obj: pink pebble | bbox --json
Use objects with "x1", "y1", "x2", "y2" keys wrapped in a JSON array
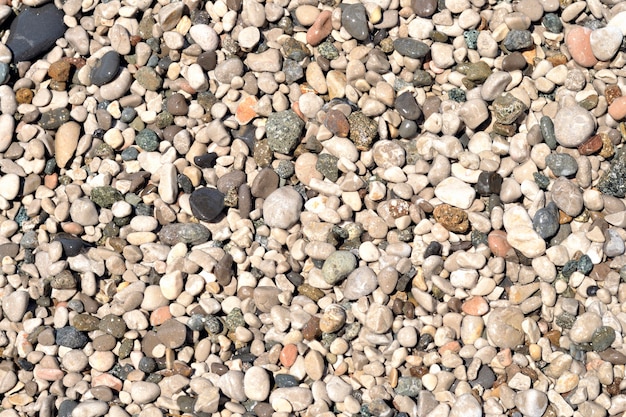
[
  {"x1": 566, "y1": 26, "x2": 598, "y2": 68},
  {"x1": 608, "y1": 96, "x2": 626, "y2": 121},
  {"x1": 306, "y1": 11, "x2": 332, "y2": 46}
]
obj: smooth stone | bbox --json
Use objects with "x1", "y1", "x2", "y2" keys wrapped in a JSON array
[
  {"x1": 71, "y1": 400, "x2": 109, "y2": 417},
  {"x1": 189, "y1": 24, "x2": 219, "y2": 51},
  {"x1": 412, "y1": 0, "x2": 437, "y2": 17},
  {"x1": 91, "y1": 51, "x2": 120, "y2": 86},
  {"x1": 533, "y1": 202, "x2": 559, "y2": 239},
  {"x1": 343, "y1": 266, "x2": 378, "y2": 299},
  {"x1": 262, "y1": 186, "x2": 303, "y2": 229},
  {"x1": 566, "y1": 26, "x2": 598, "y2": 67},
  {"x1": 546, "y1": 153, "x2": 578, "y2": 176},
  {"x1": 6, "y1": 4, "x2": 66, "y2": 63},
  {"x1": 515, "y1": 389, "x2": 548, "y2": 417},
  {"x1": 395, "y1": 91, "x2": 421, "y2": 120},
  {"x1": 393, "y1": 38, "x2": 429, "y2": 59},
  {"x1": 189, "y1": 188, "x2": 225, "y2": 222},
  {"x1": 156, "y1": 318, "x2": 187, "y2": 349},
  {"x1": 434, "y1": 177, "x2": 476, "y2": 209},
  {"x1": 486, "y1": 307, "x2": 525, "y2": 349},
  {"x1": 322, "y1": 250, "x2": 357, "y2": 285},
  {"x1": 342, "y1": 3, "x2": 369, "y2": 41},
  {"x1": 55, "y1": 121, "x2": 81, "y2": 168},
  {"x1": 243, "y1": 366, "x2": 270, "y2": 401},
  {"x1": 569, "y1": 312, "x2": 602, "y2": 343},
  {"x1": 553, "y1": 105, "x2": 595, "y2": 147},
  {"x1": 130, "y1": 381, "x2": 160, "y2": 404},
  {"x1": 449, "y1": 393, "x2": 482, "y2": 417},
  {"x1": 3, "y1": 290, "x2": 29, "y2": 322},
  {"x1": 551, "y1": 177, "x2": 584, "y2": 217},
  {"x1": 589, "y1": 26, "x2": 623, "y2": 61},
  {"x1": 503, "y1": 29, "x2": 532, "y2": 50}
]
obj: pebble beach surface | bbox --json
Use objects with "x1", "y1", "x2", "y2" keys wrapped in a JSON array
[{"x1": 3, "y1": 0, "x2": 626, "y2": 416}]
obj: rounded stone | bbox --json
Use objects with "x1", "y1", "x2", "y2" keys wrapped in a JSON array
[
  {"x1": 189, "y1": 188, "x2": 225, "y2": 222},
  {"x1": 554, "y1": 106, "x2": 595, "y2": 147},
  {"x1": 322, "y1": 250, "x2": 358, "y2": 285},
  {"x1": 262, "y1": 186, "x2": 303, "y2": 229}
]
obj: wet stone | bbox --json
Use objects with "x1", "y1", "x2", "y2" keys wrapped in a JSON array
[
  {"x1": 395, "y1": 91, "x2": 422, "y2": 120},
  {"x1": 189, "y1": 188, "x2": 225, "y2": 221},
  {"x1": 546, "y1": 153, "x2": 578, "y2": 176},
  {"x1": 91, "y1": 51, "x2": 120, "y2": 86}
]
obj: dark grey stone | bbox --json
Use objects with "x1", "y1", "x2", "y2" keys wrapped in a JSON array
[
  {"x1": 91, "y1": 51, "x2": 121, "y2": 86},
  {"x1": 6, "y1": 4, "x2": 66, "y2": 63}
]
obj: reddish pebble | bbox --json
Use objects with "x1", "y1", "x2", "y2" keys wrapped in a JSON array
[
  {"x1": 324, "y1": 109, "x2": 350, "y2": 137},
  {"x1": 306, "y1": 11, "x2": 332, "y2": 46},
  {"x1": 461, "y1": 297, "x2": 489, "y2": 316},
  {"x1": 44, "y1": 173, "x2": 58, "y2": 189},
  {"x1": 150, "y1": 305, "x2": 172, "y2": 326},
  {"x1": 235, "y1": 95, "x2": 258, "y2": 125},
  {"x1": 92, "y1": 373, "x2": 123, "y2": 391},
  {"x1": 488, "y1": 230, "x2": 512, "y2": 257},
  {"x1": 33, "y1": 366, "x2": 64, "y2": 381},
  {"x1": 438, "y1": 340, "x2": 461, "y2": 355},
  {"x1": 280, "y1": 344, "x2": 298, "y2": 367},
  {"x1": 605, "y1": 85, "x2": 622, "y2": 106},
  {"x1": 578, "y1": 134, "x2": 603, "y2": 155},
  {"x1": 565, "y1": 26, "x2": 598, "y2": 68},
  {"x1": 495, "y1": 348, "x2": 512, "y2": 367},
  {"x1": 608, "y1": 96, "x2": 626, "y2": 121},
  {"x1": 62, "y1": 222, "x2": 84, "y2": 235}
]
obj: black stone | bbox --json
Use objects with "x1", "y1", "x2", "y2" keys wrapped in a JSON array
[
  {"x1": 476, "y1": 171, "x2": 503, "y2": 196},
  {"x1": 6, "y1": 4, "x2": 66, "y2": 63},
  {"x1": 91, "y1": 51, "x2": 121, "y2": 86},
  {"x1": 194, "y1": 152, "x2": 218, "y2": 168},
  {"x1": 189, "y1": 188, "x2": 225, "y2": 222},
  {"x1": 424, "y1": 241, "x2": 442, "y2": 258},
  {"x1": 55, "y1": 326, "x2": 89, "y2": 348},
  {"x1": 58, "y1": 400, "x2": 79, "y2": 417},
  {"x1": 54, "y1": 234, "x2": 84, "y2": 257}
]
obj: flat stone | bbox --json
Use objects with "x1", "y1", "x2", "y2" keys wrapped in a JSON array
[
  {"x1": 6, "y1": 4, "x2": 66, "y2": 63},
  {"x1": 554, "y1": 105, "x2": 595, "y2": 147}
]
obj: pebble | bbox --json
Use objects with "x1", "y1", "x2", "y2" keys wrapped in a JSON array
[
  {"x1": 566, "y1": 26, "x2": 598, "y2": 67},
  {"x1": 6, "y1": 4, "x2": 66, "y2": 62},
  {"x1": 589, "y1": 26, "x2": 623, "y2": 61},
  {"x1": 553, "y1": 105, "x2": 595, "y2": 147},
  {"x1": 546, "y1": 153, "x2": 577, "y2": 176},
  {"x1": 266, "y1": 110, "x2": 305, "y2": 154},
  {"x1": 189, "y1": 188, "x2": 225, "y2": 222},
  {"x1": 393, "y1": 38, "x2": 430, "y2": 59},
  {"x1": 322, "y1": 250, "x2": 357, "y2": 285},
  {"x1": 3, "y1": 290, "x2": 29, "y2": 322},
  {"x1": 91, "y1": 51, "x2": 120, "y2": 86},
  {"x1": 342, "y1": 3, "x2": 369, "y2": 41},
  {"x1": 434, "y1": 177, "x2": 476, "y2": 209},
  {"x1": 263, "y1": 186, "x2": 303, "y2": 229}
]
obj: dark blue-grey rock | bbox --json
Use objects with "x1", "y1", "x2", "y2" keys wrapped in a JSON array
[
  {"x1": 393, "y1": 38, "x2": 430, "y2": 59},
  {"x1": 533, "y1": 202, "x2": 559, "y2": 239},
  {"x1": 158, "y1": 223, "x2": 211, "y2": 245},
  {"x1": 56, "y1": 326, "x2": 89, "y2": 348},
  {"x1": 605, "y1": 229, "x2": 625, "y2": 257},
  {"x1": 341, "y1": 3, "x2": 369, "y2": 41},
  {"x1": 91, "y1": 51, "x2": 121, "y2": 86},
  {"x1": 53, "y1": 234, "x2": 84, "y2": 257},
  {"x1": 59, "y1": 400, "x2": 79, "y2": 417},
  {"x1": 470, "y1": 365, "x2": 496, "y2": 389},
  {"x1": 189, "y1": 188, "x2": 225, "y2": 222},
  {"x1": 6, "y1": 4, "x2": 66, "y2": 63},
  {"x1": 546, "y1": 153, "x2": 578, "y2": 176}
]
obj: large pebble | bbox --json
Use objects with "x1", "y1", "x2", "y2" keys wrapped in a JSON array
[
  {"x1": 553, "y1": 106, "x2": 595, "y2": 147},
  {"x1": 262, "y1": 186, "x2": 303, "y2": 229},
  {"x1": 434, "y1": 177, "x2": 476, "y2": 209},
  {"x1": 5, "y1": 4, "x2": 66, "y2": 62}
]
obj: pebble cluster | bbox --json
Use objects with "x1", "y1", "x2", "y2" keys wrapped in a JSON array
[{"x1": 2, "y1": 0, "x2": 626, "y2": 416}]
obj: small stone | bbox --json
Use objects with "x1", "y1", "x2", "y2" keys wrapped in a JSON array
[
  {"x1": 322, "y1": 250, "x2": 357, "y2": 285},
  {"x1": 493, "y1": 93, "x2": 527, "y2": 124},
  {"x1": 316, "y1": 153, "x2": 339, "y2": 181},
  {"x1": 488, "y1": 230, "x2": 512, "y2": 257},
  {"x1": 307, "y1": 10, "x2": 332, "y2": 46},
  {"x1": 393, "y1": 38, "x2": 430, "y2": 59},
  {"x1": 263, "y1": 186, "x2": 303, "y2": 229},
  {"x1": 130, "y1": 381, "x2": 161, "y2": 405},
  {"x1": 91, "y1": 51, "x2": 120, "y2": 86},
  {"x1": 342, "y1": 3, "x2": 369, "y2": 41},
  {"x1": 325, "y1": 109, "x2": 350, "y2": 137},
  {"x1": 533, "y1": 202, "x2": 559, "y2": 239},
  {"x1": 450, "y1": 393, "x2": 482, "y2": 417},
  {"x1": 266, "y1": 110, "x2": 305, "y2": 154},
  {"x1": 99, "y1": 314, "x2": 127, "y2": 338},
  {"x1": 543, "y1": 13, "x2": 562, "y2": 33},
  {"x1": 189, "y1": 188, "x2": 225, "y2": 222},
  {"x1": 434, "y1": 177, "x2": 476, "y2": 209},
  {"x1": 135, "y1": 66, "x2": 163, "y2": 91},
  {"x1": 90, "y1": 186, "x2": 123, "y2": 209},
  {"x1": 3, "y1": 290, "x2": 29, "y2": 322},
  {"x1": 56, "y1": 326, "x2": 89, "y2": 348},
  {"x1": 515, "y1": 389, "x2": 548, "y2": 417},
  {"x1": 554, "y1": 105, "x2": 595, "y2": 147},
  {"x1": 433, "y1": 204, "x2": 469, "y2": 233},
  {"x1": 503, "y1": 30, "x2": 533, "y2": 50},
  {"x1": 55, "y1": 121, "x2": 81, "y2": 168},
  {"x1": 412, "y1": 0, "x2": 437, "y2": 17},
  {"x1": 158, "y1": 223, "x2": 211, "y2": 245},
  {"x1": 551, "y1": 177, "x2": 583, "y2": 217},
  {"x1": 395, "y1": 377, "x2": 422, "y2": 397},
  {"x1": 135, "y1": 128, "x2": 159, "y2": 151},
  {"x1": 546, "y1": 153, "x2": 578, "y2": 176},
  {"x1": 486, "y1": 307, "x2": 525, "y2": 349},
  {"x1": 476, "y1": 171, "x2": 503, "y2": 196},
  {"x1": 591, "y1": 326, "x2": 616, "y2": 352},
  {"x1": 566, "y1": 26, "x2": 598, "y2": 67},
  {"x1": 244, "y1": 366, "x2": 270, "y2": 401}
]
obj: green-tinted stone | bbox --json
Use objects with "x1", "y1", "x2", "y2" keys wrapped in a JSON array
[
  {"x1": 457, "y1": 61, "x2": 492, "y2": 83},
  {"x1": 448, "y1": 88, "x2": 466, "y2": 102},
  {"x1": 348, "y1": 111, "x2": 378, "y2": 151},
  {"x1": 135, "y1": 66, "x2": 163, "y2": 91},
  {"x1": 72, "y1": 314, "x2": 100, "y2": 331},
  {"x1": 598, "y1": 147, "x2": 626, "y2": 198},
  {"x1": 99, "y1": 314, "x2": 127, "y2": 338},
  {"x1": 464, "y1": 30, "x2": 479, "y2": 49},
  {"x1": 577, "y1": 255, "x2": 593, "y2": 275},
  {"x1": 592, "y1": 326, "x2": 616, "y2": 352},
  {"x1": 155, "y1": 111, "x2": 173, "y2": 128},
  {"x1": 379, "y1": 37, "x2": 394, "y2": 53},
  {"x1": 39, "y1": 108, "x2": 70, "y2": 129},
  {"x1": 318, "y1": 40, "x2": 339, "y2": 60},
  {"x1": 493, "y1": 94, "x2": 527, "y2": 124},
  {"x1": 130, "y1": 117, "x2": 145, "y2": 131},
  {"x1": 413, "y1": 70, "x2": 433, "y2": 87},
  {"x1": 94, "y1": 143, "x2": 115, "y2": 159},
  {"x1": 316, "y1": 153, "x2": 339, "y2": 181},
  {"x1": 395, "y1": 376, "x2": 422, "y2": 397},
  {"x1": 283, "y1": 37, "x2": 310, "y2": 61},
  {"x1": 555, "y1": 312, "x2": 576, "y2": 329},
  {"x1": 135, "y1": 128, "x2": 159, "y2": 151},
  {"x1": 298, "y1": 284, "x2": 324, "y2": 301},
  {"x1": 533, "y1": 172, "x2": 550, "y2": 190},
  {"x1": 322, "y1": 250, "x2": 357, "y2": 284},
  {"x1": 539, "y1": 116, "x2": 557, "y2": 149},
  {"x1": 266, "y1": 110, "x2": 305, "y2": 154},
  {"x1": 343, "y1": 322, "x2": 360, "y2": 341},
  {"x1": 118, "y1": 338, "x2": 133, "y2": 359},
  {"x1": 430, "y1": 30, "x2": 448, "y2": 43},
  {"x1": 224, "y1": 308, "x2": 245, "y2": 331},
  {"x1": 254, "y1": 139, "x2": 272, "y2": 167},
  {"x1": 138, "y1": 15, "x2": 156, "y2": 39},
  {"x1": 197, "y1": 91, "x2": 218, "y2": 110},
  {"x1": 578, "y1": 94, "x2": 598, "y2": 110},
  {"x1": 91, "y1": 186, "x2": 123, "y2": 208}
]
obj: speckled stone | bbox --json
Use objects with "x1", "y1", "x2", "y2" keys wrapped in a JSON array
[
  {"x1": 503, "y1": 30, "x2": 533, "y2": 51},
  {"x1": 56, "y1": 326, "x2": 89, "y2": 348},
  {"x1": 393, "y1": 38, "x2": 430, "y2": 59},
  {"x1": 266, "y1": 110, "x2": 305, "y2": 154},
  {"x1": 546, "y1": 153, "x2": 578, "y2": 176},
  {"x1": 322, "y1": 250, "x2": 357, "y2": 285},
  {"x1": 493, "y1": 94, "x2": 527, "y2": 124},
  {"x1": 158, "y1": 223, "x2": 211, "y2": 245},
  {"x1": 348, "y1": 111, "x2": 378, "y2": 150},
  {"x1": 90, "y1": 186, "x2": 123, "y2": 208}
]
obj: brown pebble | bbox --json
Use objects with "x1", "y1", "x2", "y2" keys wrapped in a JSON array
[
  {"x1": 433, "y1": 204, "x2": 469, "y2": 233},
  {"x1": 16, "y1": 88, "x2": 33, "y2": 104},
  {"x1": 605, "y1": 85, "x2": 622, "y2": 106},
  {"x1": 48, "y1": 60, "x2": 71, "y2": 82},
  {"x1": 324, "y1": 109, "x2": 350, "y2": 137},
  {"x1": 166, "y1": 93, "x2": 189, "y2": 116},
  {"x1": 578, "y1": 134, "x2": 603, "y2": 155},
  {"x1": 302, "y1": 316, "x2": 321, "y2": 341},
  {"x1": 502, "y1": 52, "x2": 527, "y2": 71},
  {"x1": 558, "y1": 210, "x2": 573, "y2": 224},
  {"x1": 607, "y1": 377, "x2": 622, "y2": 395},
  {"x1": 546, "y1": 53, "x2": 568, "y2": 66}
]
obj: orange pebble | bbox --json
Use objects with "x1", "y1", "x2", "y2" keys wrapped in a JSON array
[
  {"x1": 461, "y1": 296, "x2": 489, "y2": 316},
  {"x1": 280, "y1": 343, "x2": 298, "y2": 367},
  {"x1": 150, "y1": 306, "x2": 172, "y2": 326}
]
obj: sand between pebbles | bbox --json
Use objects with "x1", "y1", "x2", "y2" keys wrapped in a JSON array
[{"x1": 2, "y1": 0, "x2": 626, "y2": 416}]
